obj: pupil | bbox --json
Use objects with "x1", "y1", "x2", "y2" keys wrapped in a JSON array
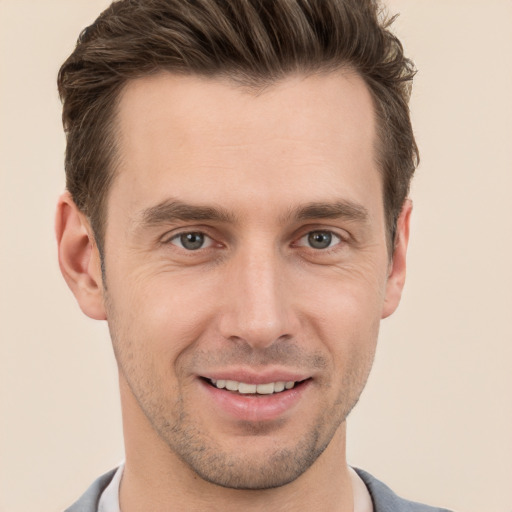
[
  {"x1": 308, "y1": 232, "x2": 332, "y2": 249},
  {"x1": 181, "y1": 233, "x2": 204, "y2": 250}
]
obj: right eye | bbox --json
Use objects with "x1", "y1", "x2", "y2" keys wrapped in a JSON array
[
  {"x1": 168, "y1": 232, "x2": 214, "y2": 251},
  {"x1": 295, "y1": 230, "x2": 342, "y2": 250}
]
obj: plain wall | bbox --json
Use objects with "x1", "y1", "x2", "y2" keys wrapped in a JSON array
[{"x1": 0, "y1": 1, "x2": 511, "y2": 511}]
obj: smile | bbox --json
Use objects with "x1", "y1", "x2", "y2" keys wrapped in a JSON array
[
  {"x1": 209, "y1": 379, "x2": 297, "y2": 395},
  {"x1": 201, "y1": 375, "x2": 311, "y2": 422}
]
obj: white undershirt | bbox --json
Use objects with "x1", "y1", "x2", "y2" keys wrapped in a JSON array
[
  {"x1": 98, "y1": 463, "x2": 373, "y2": 512},
  {"x1": 97, "y1": 463, "x2": 123, "y2": 512},
  {"x1": 349, "y1": 466, "x2": 374, "y2": 512}
]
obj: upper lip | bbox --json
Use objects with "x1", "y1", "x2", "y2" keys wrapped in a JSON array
[{"x1": 199, "y1": 368, "x2": 311, "y2": 385}]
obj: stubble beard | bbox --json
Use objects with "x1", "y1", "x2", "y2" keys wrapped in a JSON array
[
  {"x1": 117, "y1": 353, "x2": 371, "y2": 491},
  {"x1": 106, "y1": 300, "x2": 375, "y2": 491},
  {"x1": 129, "y1": 386, "x2": 357, "y2": 491},
  {"x1": 153, "y1": 397, "x2": 333, "y2": 490}
]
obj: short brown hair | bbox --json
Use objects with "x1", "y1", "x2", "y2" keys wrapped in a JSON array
[{"x1": 58, "y1": 0, "x2": 418, "y2": 255}]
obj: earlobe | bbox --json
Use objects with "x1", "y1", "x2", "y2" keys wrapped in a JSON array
[
  {"x1": 381, "y1": 199, "x2": 412, "y2": 319},
  {"x1": 55, "y1": 192, "x2": 107, "y2": 320}
]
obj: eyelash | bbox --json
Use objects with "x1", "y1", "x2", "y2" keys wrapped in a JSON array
[
  {"x1": 168, "y1": 232, "x2": 215, "y2": 250},
  {"x1": 294, "y1": 231, "x2": 343, "y2": 251},
  {"x1": 164, "y1": 229, "x2": 345, "y2": 252}
]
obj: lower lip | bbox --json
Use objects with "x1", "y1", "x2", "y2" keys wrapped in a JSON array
[{"x1": 200, "y1": 379, "x2": 310, "y2": 422}]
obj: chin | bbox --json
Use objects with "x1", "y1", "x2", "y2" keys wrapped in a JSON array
[
  {"x1": 187, "y1": 447, "x2": 318, "y2": 490},
  {"x1": 164, "y1": 417, "x2": 335, "y2": 491}
]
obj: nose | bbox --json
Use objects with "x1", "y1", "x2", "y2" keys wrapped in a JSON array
[{"x1": 218, "y1": 243, "x2": 297, "y2": 349}]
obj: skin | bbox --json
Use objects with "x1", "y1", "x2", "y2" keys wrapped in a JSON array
[{"x1": 56, "y1": 70, "x2": 411, "y2": 511}]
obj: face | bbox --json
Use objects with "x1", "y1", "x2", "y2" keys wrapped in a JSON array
[{"x1": 98, "y1": 71, "x2": 407, "y2": 489}]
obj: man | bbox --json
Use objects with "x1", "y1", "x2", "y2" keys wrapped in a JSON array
[{"x1": 55, "y1": 1, "x2": 451, "y2": 511}]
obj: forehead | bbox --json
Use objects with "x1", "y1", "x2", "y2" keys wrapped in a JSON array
[{"x1": 111, "y1": 70, "x2": 380, "y2": 220}]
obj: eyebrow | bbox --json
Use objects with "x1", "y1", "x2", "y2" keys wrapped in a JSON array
[
  {"x1": 137, "y1": 199, "x2": 237, "y2": 227},
  {"x1": 135, "y1": 197, "x2": 369, "y2": 229},
  {"x1": 287, "y1": 200, "x2": 369, "y2": 224}
]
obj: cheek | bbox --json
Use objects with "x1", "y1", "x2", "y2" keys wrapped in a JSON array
[
  {"x1": 314, "y1": 286, "x2": 381, "y2": 404},
  {"x1": 106, "y1": 268, "x2": 221, "y2": 361},
  {"x1": 295, "y1": 267, "x2": 384, "y2": 366},
  {"x1": 298, "y1": 263, "x2": 386, "y2": 328}
]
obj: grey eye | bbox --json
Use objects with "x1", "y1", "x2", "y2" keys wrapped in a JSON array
[
  {"x1": 307, "y1": 231, "x2": 333, "y2": 249},
  {"x1": 172, "y1": 232, "x2": 209, "y2": 250}
]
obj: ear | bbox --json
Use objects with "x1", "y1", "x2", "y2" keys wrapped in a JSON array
[
  {"x1": 55, "y1": 191, "x2": 107, "y2": 320},
  {"x1": 381, "y1": 199, "x2": 412, "y2": 319}
]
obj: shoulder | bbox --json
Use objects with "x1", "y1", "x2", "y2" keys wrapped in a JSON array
[
  {"x1": 64, "y1": 469, "x2": 117, "y2": 512},
  {"x1": 354, "y1": 468, "x2": 454, "y2": 512}
]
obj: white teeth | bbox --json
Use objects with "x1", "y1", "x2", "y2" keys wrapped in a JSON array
[
  {"x1": 256, "y1": 382, "x2": 275, "y2": 394},
  {"x1": 211, "y1": 379, "x2": 298, "y2": 394},
  {"x1": 225, "y1": 380, "x2": 239, "y2": 391},
  {"x1": 238, "y1": 383, "x2": 257, "y2": 394},
  {"x1": 274, "y1": 381, "x2": 285, "y2": 392}
]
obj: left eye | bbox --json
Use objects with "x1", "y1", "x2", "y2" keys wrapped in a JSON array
[
  {"x1": 297, "y1": 231, "x2": 341, "y2": 250},
  {"x1": 170, "y1": 232, "x2": 213, "y2": 251}
]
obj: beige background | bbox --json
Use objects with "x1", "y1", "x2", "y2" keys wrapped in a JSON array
[{"x1": 1, "y1": 1, "x2": 511, "y2": 511}]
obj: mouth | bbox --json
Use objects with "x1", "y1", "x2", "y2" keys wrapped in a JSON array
[
  {"x1": 202, "y1": 377, "x2": 309, "y2": 395},
  {"x1": 199, "y1": 375, "x2": 311, "y2": 422}
]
